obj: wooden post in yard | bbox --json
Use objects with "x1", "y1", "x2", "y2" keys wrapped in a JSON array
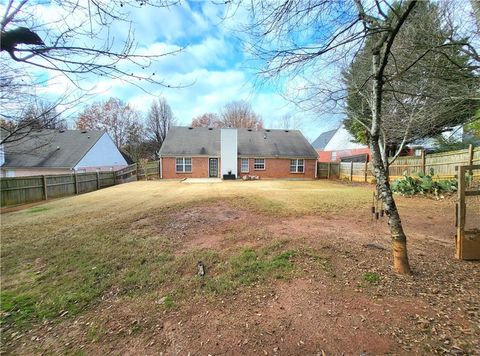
[
  {"x1": 112, "y1": 169, "x2": 116, "y2": 186},
  {"x1": 421, "y1": 149, "x2": 426, "y2": 175},
  {"x1": 327, "y1": 162, "x2": 331, "y2": 180},
  {"x1": 456, "y1": 166, "x2": 466, "y2": 259},
  {"x1": 135, "y1": 163, "x2": 139, "y2": 181},
  {"x1": 364, "y1": 160, "x2": 368, "y2": 183},
  {"x1": 350, "y1": 161, "x2": 354, "y2": 182},
  {"x1": 73, "y1": 172, "x2": 78, "y2": 194},
  {"x1": 42, "y1": 175, "x2": 48, "y2": 200},
  {"x1": 96, "y1": 171, "x2": 100, "y2": 190},
  {"x1": 468, "y1": 144, "x2": 474, "y2": 176}
]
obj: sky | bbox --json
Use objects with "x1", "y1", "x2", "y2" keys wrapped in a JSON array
[
  {"x1": 0, "y1": 0, "x2": 342, "y2": 142},
  {"x1": 2, "y1": 0, "x2": 475, "y2": 143}
]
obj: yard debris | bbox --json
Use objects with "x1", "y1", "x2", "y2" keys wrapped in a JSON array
[
  {"x1": 197, "y1": 261, "x2": 206, "y2": 277},
  {"x1": 242, "y1": 175, "x2": 260, "y2": 180},
  {"x1": 156, "y1": 297, "x2": 167, "y2": 305}
]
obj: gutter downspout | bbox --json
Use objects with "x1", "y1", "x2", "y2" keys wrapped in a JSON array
[{"x1": 159, "y1": 154, "x2": 162, "y2": 179}]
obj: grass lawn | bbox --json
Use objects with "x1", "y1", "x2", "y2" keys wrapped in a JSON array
[{"x1": 1, "y1": 180, "x2": 478, "y2": 355}]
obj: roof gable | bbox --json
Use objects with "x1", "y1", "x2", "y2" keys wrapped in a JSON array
[
  {"x1": 312, "y1": 129, "x2": 337, "y2": 150},
  {"x1": 324, "y1": 125, "x2": 367, "y2": 151},
  {"x1": 3, "y1": 129, "x2": 104, "y2": 168}
]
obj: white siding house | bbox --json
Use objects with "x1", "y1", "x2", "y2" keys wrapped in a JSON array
[
  {"x1": 75, "y1": 132, "x2": 128, "y2": 171},
  {"x1": 1, "y1": 130, "x2": 128, "y2": 177}
]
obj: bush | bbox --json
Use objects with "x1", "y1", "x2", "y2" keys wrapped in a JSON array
[{"x1": 391, "y1": 169, "x2": 457, "y2": 196}]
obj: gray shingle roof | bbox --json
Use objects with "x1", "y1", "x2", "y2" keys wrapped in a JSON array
[
  {"x1": 3, "y1": 129, "x2": 104, "y2": 168},
  {"x1": 160, "y1": 127, "x2": 220, "y2": 156},
  {"x1": 159, "y1": 127, "x2": 318, "y2": 159},
  {"x1": 311, "y1": 129, "x2": 337, "y2": 150}
]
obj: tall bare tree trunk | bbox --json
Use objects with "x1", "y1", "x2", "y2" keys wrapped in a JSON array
[{"x1": 370, "y1": 139, "x2": 411, "y2": 274}]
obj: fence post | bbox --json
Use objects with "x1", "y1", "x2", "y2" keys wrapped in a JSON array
[
  {"x1": 327, "y1": 162, "x2": 331, "y2": 180},
  {"x1": 364, "y1": 160, "x2": 368, "y2": 183},
  {"x1": 73, "y1": 172, "x2": 78, "y2": 194},
  {"x1": 421, "y1": 149, "x2": 426, "y2": 174},
  {"x1": 468, "y1": 144, "x2": 474, "y2": 176},
  {"x1": 135, "y1": 163, "x2": 139, "y2": 181},
  {"x1": 112, "y1": 169, "x2": 116, "y2": 186},
  {"x1": 350, "y1": 161, "x2": 354, "y2": 182},
  {"x1": 42, "y1": 175, "x2": 48, "y2": 200},
  {"x1": 456, "y1": 166, "x2": 466, "y2": 259},
  {"x1": 96, "y1": 171, "x2": 100, "y2": 190}
]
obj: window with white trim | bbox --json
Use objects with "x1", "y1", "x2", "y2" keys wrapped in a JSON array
[
  {"x1": 176, "y1": 157, "x2": 192, "y2": 173},
  {"x1": 290, "y1": 159, "x2": 305, "y2": 173},
  {"x1": 331, "y1": 152, "x2": 337, "y2": 161},
  {"x1": 240, "y1": 158, "x2": 250, "y2": 173},
  {"x1": 253, "y1": 158, "x2": 265, "y2": 170}
]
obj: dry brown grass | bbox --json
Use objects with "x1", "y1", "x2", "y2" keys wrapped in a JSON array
[{"x1": 1, "y1": 180, "x2": 371, "y2": 340}]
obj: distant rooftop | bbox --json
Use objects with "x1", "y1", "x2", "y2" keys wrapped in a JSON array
[
  {"x1": 3, "y1": 129, "x2": 104, "y2": 168},
  {"x1": 311, "y1": 128, "x2": 337, "y2": 150}
]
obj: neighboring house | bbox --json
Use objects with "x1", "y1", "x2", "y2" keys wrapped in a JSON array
[
  {"x1": 314, "y1": 124, "x2": 474, "y2": 162},
  {"x1": 313, "y1": 125, "x2": 370, "y2": 162},
  {"x1": 159, "y1": 127, "x2": 318, "y2": 179},
  {"x1": 0, "y1": 129, "x2": 128, "y2": 177}
]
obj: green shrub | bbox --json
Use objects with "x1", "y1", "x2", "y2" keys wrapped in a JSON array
[{"x1": 391, "y1": 169, "x2": 457, "y2": 196}]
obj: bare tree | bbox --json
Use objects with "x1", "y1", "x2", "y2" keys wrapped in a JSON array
[
  {"x1": 20, "y1": 101, "x2": 67, "y2": 130},
  {"x1": 191, "y1": 113, "x2": 221, "y2": 128},
  {"x1": 241, "y1": 0, "x2": 479, "y2": 274},
  {"x1": 123, "y1": 121, "x2": 148, "y2": 163},
  {"x1": 220, "y1": 100, "x2": 263, "y2": 129},
  {"x1": 0, "y1": 91, "x2": 73, "y2": 145},
  {"x1": 76, "y1": 98, "x2": 138, "y2": 148},
  {"x1": 0, "y1": 1, "x2": 180, "y2": 88},
  {"x1": 279, "y1": 113, "x2": 293, "y2": 129},
  {"x1": 146, "y1": 98, "x2": 175, "y2": 158},
  {"x1": 1, "y1": 1, "x2": 182, "y2": 145}
]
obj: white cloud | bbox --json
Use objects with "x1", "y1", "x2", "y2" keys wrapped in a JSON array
[{"x1": 1, "y1": 0, "x2": 334, "y2": 142}]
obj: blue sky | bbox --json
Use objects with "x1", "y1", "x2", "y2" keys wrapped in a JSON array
[{"x1": 0, "y1": 0, "x2": 341, "y2": 142}]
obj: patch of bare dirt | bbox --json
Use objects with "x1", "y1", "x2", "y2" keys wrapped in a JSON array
[{"x1": 132, "y1": 202, "x2": 274, "y2": 254}]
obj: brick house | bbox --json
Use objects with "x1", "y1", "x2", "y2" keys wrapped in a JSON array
[{"x1": 159, "y1": 127, "x2": 318, "y2": 179}]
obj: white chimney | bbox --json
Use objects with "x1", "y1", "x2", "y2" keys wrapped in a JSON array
[{"x1": 220, "y1": 128, "x2": 238, "y2": 177}]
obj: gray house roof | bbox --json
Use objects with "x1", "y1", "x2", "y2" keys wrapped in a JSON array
[
  {"x1": 3, "y1": 129, "x2": 104, "y2": 168},
  {"x1": 311, "y1": 129, "x2": 337, "y2": 150},
  {"x1": 159, "y1": 127, "x2": 318, "y2": 159}
]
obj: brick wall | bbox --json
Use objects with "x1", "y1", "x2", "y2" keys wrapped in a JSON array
[
  {"x1": 237, "y1": 158, "x2": 317, "y2": 179},
  {"x1": 161, "y1": 157, "x2": 210, "y2": 179},
  {"x1": 162, "y1": 156, "x2": 317, "y2": 179}
]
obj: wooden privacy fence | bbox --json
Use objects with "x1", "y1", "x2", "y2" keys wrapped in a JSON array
[
  {"x1": 318, "y1": 145, "x2": 480, "y2": 182},
  {"x1": 1, "y1": 161, "x2": 161, "y2": 207},
  {"x1": 317, "y1": 162, "x2": 341, "y2": 179},
  {"x1": 1, "y1": 171, "x2": 116, "y2": 207}
]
